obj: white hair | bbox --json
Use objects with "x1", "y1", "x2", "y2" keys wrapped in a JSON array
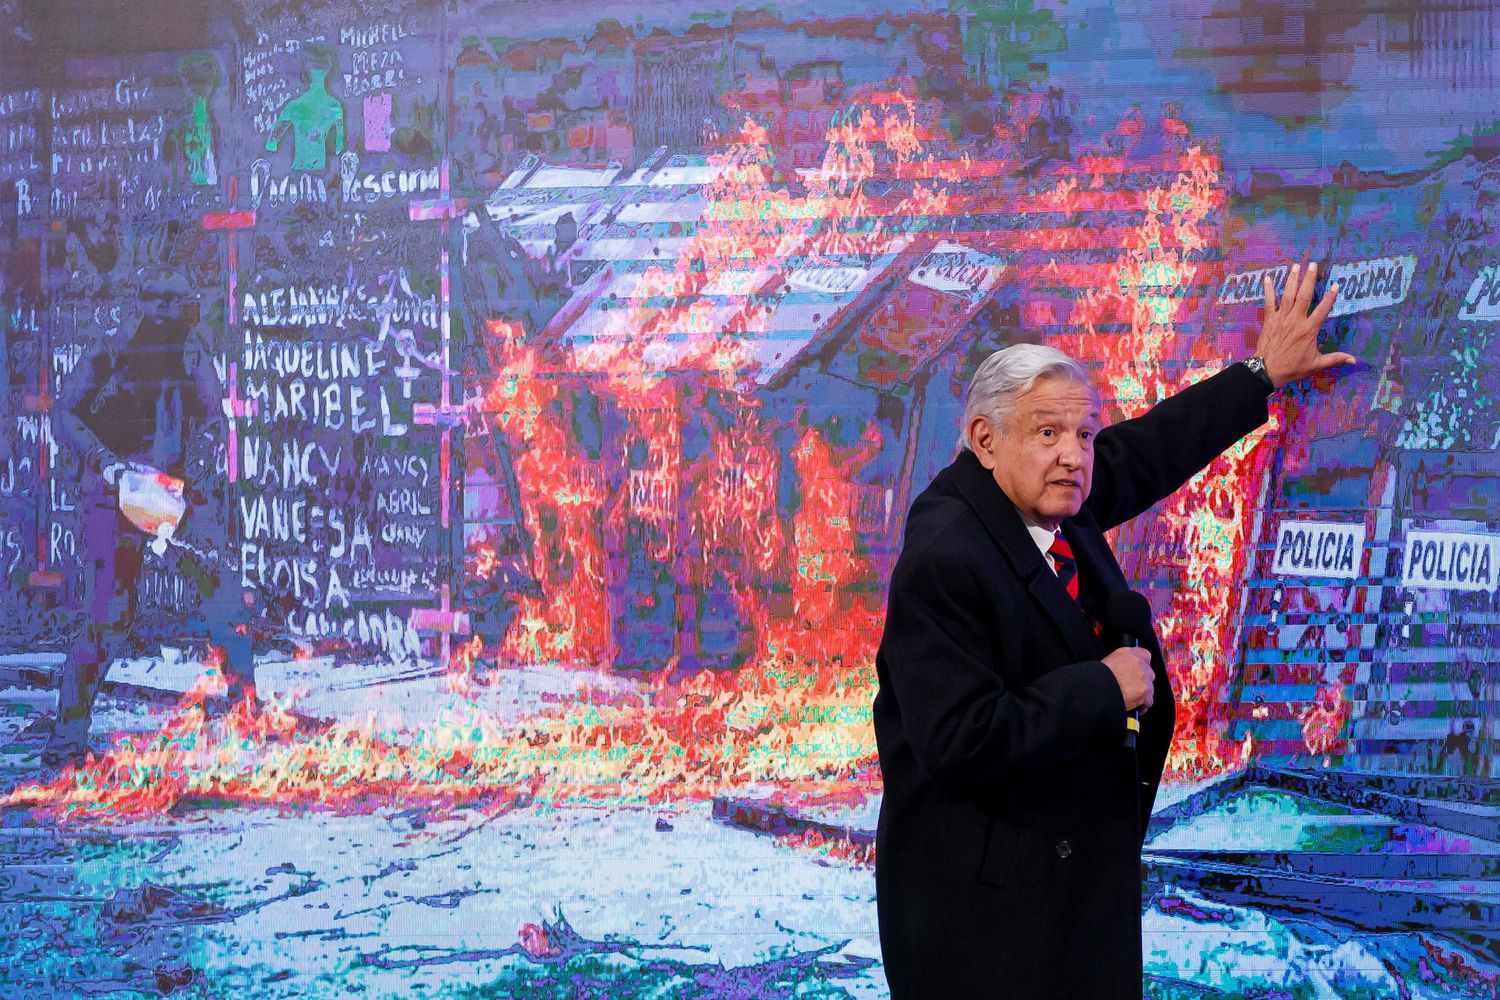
[{"x1": 958, "y1": 344, "x2": 1092, "y2": 453}]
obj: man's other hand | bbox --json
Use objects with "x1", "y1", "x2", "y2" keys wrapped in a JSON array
[
  {"x1": 1103, "y1": 647, "x2": 1154, "y2": 712},
  {"x1": 1259, "y1": 260, "x2": 1357, "y2": 389}
]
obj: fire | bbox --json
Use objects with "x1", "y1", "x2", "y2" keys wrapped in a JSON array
[
  {"x1": 776, "y1": 828, "x2": 876, "y2": 868},
  {"x1": 448, "y1": 634, "x2": 485, "y2": 696},
  {"x1": 685, "y1": 402, "x2": 786, "y2": 656},
  {"x1": 482, "y1": 321, "x2": 614, "y2": 667},
  {"x1": 471, "y1": 540, "x2": 498, "y2": 579},
  {"x1": 757, "y1": 424, "x2": 885, "y2": 672},
  {"x1": 1300, "y1": 682, "x2": 1350, "y2": 759},
  {"x1": 470, "y1": 91, "x2": 934, "y2": 688},
  {"x1": 9, "y1": 88, "x2": 1264, "y2": 825},
  {"x1": 1017, "y1": 115, "x2": 1256, "y2": 779}
]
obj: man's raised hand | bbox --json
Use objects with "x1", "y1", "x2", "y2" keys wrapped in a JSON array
[{"x1": 1259, "y1": 261, "x2": 1357, "y2": 389}]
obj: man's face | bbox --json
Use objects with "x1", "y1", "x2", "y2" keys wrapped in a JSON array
[{"x1": 969, "y1": 376, "x2": 1101, "y2": 530}]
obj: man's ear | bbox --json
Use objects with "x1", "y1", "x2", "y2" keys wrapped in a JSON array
[{"x1": 968, "y1": 415, "x2": 998, "y2": 470}]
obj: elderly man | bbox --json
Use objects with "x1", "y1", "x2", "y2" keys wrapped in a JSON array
[{"x1": 873, "y1": 262, "x2": 1352, "y2": 998}]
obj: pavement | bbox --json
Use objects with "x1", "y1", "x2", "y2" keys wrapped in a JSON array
[
  {"x1": 1, "y1": 654, "x2": 1497, "y2": 998},
  {"x1": 0, "y1": 654, "x2": 886, "y2": 998}
]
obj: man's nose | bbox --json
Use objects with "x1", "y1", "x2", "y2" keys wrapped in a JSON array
[{"x1": 1058, "y1": 435, "x2": 1084, "y2": 467}]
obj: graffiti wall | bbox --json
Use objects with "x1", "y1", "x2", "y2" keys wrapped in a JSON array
[{"x1": 0, "y1": 1, "x2": 1495, "y2": 996}]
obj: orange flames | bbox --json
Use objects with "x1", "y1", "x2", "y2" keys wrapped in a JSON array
[
  {"x1": 758, "y1": 423, "x2": 885, "y2": 672},
  {"x1": 1300, "y1": 682, "x2": 1351, "y2": 761},
  {"x1": 9, "y1": 86, "x2": 1262, "y2": 826},
  {"x1": 1019, "y1": 118, "x2": 1260, "y2": 779},
  {"x1": 483, "y1": 320, "x2": 615, "y2": 667}
]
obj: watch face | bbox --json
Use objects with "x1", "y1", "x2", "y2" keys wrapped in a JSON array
[{"x1": 1247, "y1": 356, "x2": 1266, "y2": 372}]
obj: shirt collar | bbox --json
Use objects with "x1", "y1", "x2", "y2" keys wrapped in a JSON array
[{"x1": 1019, "y1": 513, "x2": 1059, "y2": 560}]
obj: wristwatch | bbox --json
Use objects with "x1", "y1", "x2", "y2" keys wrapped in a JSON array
[{"x1": 1242, "y1": 355, "x2": 1276, "y2": 393}]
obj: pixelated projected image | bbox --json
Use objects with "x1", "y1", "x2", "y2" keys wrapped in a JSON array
[{"x1": 0, "y1": 1, "x2": 1495, "y2": 996}]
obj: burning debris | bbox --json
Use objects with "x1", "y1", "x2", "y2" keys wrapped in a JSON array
[{"x1": 6, "y1": 90, "x2": 1262, "y2": 826}]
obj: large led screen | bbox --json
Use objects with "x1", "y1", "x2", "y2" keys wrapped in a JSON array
[{"x1": 0, "y1": 1, "x2": 1495, "y2": 996}]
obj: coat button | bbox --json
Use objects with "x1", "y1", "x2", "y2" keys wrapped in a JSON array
[{"x1": 1055, "y1": 840, "x2": 1072, "y2": 859}]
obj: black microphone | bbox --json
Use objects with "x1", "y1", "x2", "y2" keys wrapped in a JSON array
[{"x1": 1104, "y1": 591, "x2": 1154, "y2": 751}]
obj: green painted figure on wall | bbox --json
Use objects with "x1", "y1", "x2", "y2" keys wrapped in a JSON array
[
  {"x1": 177, "y1": 53, "x2": 221, "y2": 186},
  {"x1": 265, "y1": 43, "x2": 345, "y2": 172}
]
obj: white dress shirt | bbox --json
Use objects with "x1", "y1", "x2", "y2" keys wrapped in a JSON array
[{"x1": 1021, "y1": 516, "x2": 1061, "y2": 573}]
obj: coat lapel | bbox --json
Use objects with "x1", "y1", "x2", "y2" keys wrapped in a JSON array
[
  {"x1": 1060, "y1": 517, "x2": 1127, "y2": 628},
  {"x1": 946, "y1": 451, "x2": 1101, "y2": 664}
]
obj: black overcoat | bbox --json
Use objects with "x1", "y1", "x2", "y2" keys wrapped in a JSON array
[{"x1": 873, "y1": 364, "x2": 1271, "y2": 999}]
